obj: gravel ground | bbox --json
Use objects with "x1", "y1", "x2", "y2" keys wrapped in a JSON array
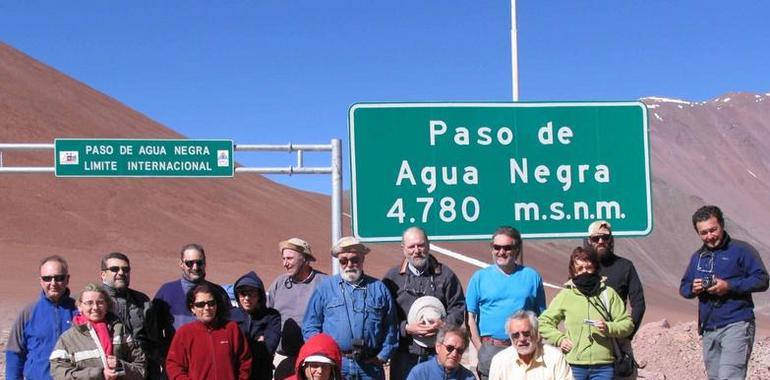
[{"x1": 632, "y1": 320, "x2": 770, "y2": 380}]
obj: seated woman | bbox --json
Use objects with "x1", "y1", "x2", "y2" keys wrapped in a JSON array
[
  {"x1": 231, "y1": 271, "x2": 281, "y2": 380},
  {"x1": 538, "y1": 247, "x2": 634, "y2": 380},
  {"x1": 166, "y1": 283, "x2": 252, "y2": 380},
  {"x1": 285, "y1": 333, "x2": 343, "y2": 380},
  {"x1": 50, "y1": 283, "x2": 146, "y2": 380}
]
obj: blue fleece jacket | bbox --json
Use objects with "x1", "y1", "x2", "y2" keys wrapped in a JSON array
[
  {"x1": 679, "y1": 233, "x2": 769, "y2": 331},
  {"x1": 5, "y1": 290, "x2": 77, "y2": 380},
  {"x1": 406, "y1": 356, "x2": 476, "y2": 380}
]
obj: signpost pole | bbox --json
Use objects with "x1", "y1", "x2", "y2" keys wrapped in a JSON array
[
  {"x1": 511, "y1": 0, "x2": 520, "y2": 102},
  {"x1": 331, "y1": 139, "x2": 343, "y2": 275}
]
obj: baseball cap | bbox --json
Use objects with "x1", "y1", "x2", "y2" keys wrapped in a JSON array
[{"x1": 587, "y1": 220, "x2": 612, "y2": 236}]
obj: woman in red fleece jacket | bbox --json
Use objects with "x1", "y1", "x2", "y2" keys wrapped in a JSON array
[{"x1": 166, "y1": 283, "x2": 252, "y2": 380}]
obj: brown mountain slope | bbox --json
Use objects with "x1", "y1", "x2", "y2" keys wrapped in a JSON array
[{"x1": 0, "y1": 41, "x2": 334, "y2": 321}]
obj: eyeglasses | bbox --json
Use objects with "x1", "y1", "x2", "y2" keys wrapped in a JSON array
[
  {"x1": 338, "y1": 256, "x2": 361, "y2": 266},
  {"x1": 81, "y1": 300, "x2": 107, "y2": 308},
  {"x1": 192, "y1": 300, "x2": 216, "y2": 309},
  {"x1": 589, "y1": 234, "x2": 611, "y2": 243},
  {"x1": 510, "y1": 331, "x2": 532, "y2": 340},
  {"x1": 491, "y1": 244, "x2": 515, "y2": 252},
  {"x1": 184, "y1": 260, "x2": 205, "y2": 268},
  {"x1": 442, "y1": 344, "x2": 465, "y2": 355},
  {"x1": 105, "y1": 266, "x2": 131, "y2": 273},
  {"x1": 41, "y1": 274, "x2": 68, "y2": 283}
]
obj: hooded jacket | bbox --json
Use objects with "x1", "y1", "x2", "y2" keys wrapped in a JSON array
[
  {"x1": 231, "y1": 271, "x2": 282, "y2": 380},
  {"x1": 285, "y1": 333, "x2": 342, "y2": 380},
  {"x1": 538, "y1": 279, "x2": 633, "y2": 365}
]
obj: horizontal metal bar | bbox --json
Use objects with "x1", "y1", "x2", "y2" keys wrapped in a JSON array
[
  {"x1": 0, "y1": 167, "x2": 55, "y2": 173},
  {"x1": 0, "y1": 144, "x2": 55, "y2": 151},
  {"x1": 235, "y1": 144, "x2": 332, "y2": 152},
  {"x1": 235, "y1": 167, "x2": 332, "y2": 174}
]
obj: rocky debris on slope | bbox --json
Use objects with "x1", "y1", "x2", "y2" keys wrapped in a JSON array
[{"x1": 633, "y1": 320, "x2": 770, "y2": 379}]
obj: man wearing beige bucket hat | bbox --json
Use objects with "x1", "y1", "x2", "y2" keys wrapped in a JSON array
[{"x1": 267, "y1": 238, "x2": 328, "y2": 376}]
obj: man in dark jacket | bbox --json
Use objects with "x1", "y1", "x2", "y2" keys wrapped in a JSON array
[
  {"x1": 680, "y1": 205, "x2": 768, "y2": 380},
  {"x1": 584, "y1": 220, "x2": 646, "y2": 379},
  {"x1": 232, "y1": 271, "x2": 282, "y2": 380},
  {"x1": 99, "y1": 252, "x2": 151, "y2": 345},
  {"x1": 383, "y1": 227, "x2": 466, "y2": 380},
  {"x1": 584, "y1": 220, "x2": 646, "y2": 338}
]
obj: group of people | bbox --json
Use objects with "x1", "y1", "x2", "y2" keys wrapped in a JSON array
[{"x1": 4, "y1": 204, "x2": 767, "y2": 380}]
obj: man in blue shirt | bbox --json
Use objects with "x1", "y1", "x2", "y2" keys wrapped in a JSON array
[
  {"x1": 466, "y1": 226, "x2": 546, "y2": 380},
  {"x1": 6, "y1": 255, "x2": 77, "y2": 380},
  {"x1": 406, "y1": 324, "x2": 475, "y2": 380},
  {"x1": 303, "y1": 236, "x2": 399, "y2": 380},
  {"x1": 680, "y1": 205, "x2": 768, "y2": 380}
]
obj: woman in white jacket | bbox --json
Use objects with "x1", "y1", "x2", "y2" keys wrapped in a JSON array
[{"x1": 49, "y1": 283, "x2": 146, "y2": 380}]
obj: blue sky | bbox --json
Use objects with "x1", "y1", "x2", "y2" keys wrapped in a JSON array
[{"x1": 1, "y1": 1, "x2": 768, "y2": 194}]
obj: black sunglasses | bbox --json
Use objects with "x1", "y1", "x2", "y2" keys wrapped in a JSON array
[
  {"x1": 443, "y1": 344, "x2": 465, "y2": 355},
  {"x1": 491, "y1": 244, "x2": 515, "y2": 252},
  {"x1": 338, "y1": 256, "x2": 362, "y2": 266},
  {"x1": 510, "y1": 331, "x2": 532, "y2": 340},
  {"x1": 105, "y1": 266, "x2": 131, "y2": 273},
  {"x1": 184, "y1": 260, "x2": 205, "y2": 268},
  {"x1": 589, "y1": 234, "x2": 611, "y2": 243},
  {"x1": 41, "y1": 274, "x2": 68, "y2": 283},
  {"x1": 192, "y1": 300, "x2": 216, "y2": 308}
]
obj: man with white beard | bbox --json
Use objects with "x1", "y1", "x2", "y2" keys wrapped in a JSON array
[
  {"x1": 303, "y1": 236, "x2": 399, "y2": 380},
  {"x1": 383, "y1": 227, "x2": 466, "y2": 379},
  {"x1": 488, "y1": 310, "x2": 572, "y2": 380}
]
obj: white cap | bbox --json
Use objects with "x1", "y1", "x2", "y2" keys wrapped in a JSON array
[{"x1": 303, "y1": 355, "x2": 335, "y2": 365}]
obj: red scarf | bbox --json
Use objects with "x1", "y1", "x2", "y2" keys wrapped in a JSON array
[{"x1": 73, "y1": 314, "x2": 113, "y2": 357}]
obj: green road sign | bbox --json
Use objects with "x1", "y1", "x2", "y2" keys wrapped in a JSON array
[
  {"x1": 348, "y1": 102, "x2": 651, "y2": 242},
  {"x1": 55, "y1": 139, "x2": 234, "y2": 177}
]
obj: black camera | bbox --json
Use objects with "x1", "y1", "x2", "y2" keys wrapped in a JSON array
[
  {"x1": 701, "y1": 274, "x2": 716, "y2": 289},
  {"x1": 351, "y1": 339, "x2": 366, "y2": 361}
]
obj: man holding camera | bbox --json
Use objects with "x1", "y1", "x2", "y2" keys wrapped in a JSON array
[
  {"x1": 303, "y1": 236, "x2": 398, "y2": 380},
  {"x1": 680, "y1": 205, "x2": 769, "y2": 380}
]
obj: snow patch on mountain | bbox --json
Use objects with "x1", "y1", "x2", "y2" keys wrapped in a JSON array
[{"x1": 642, "y1": 96, "x2": 692, "y2": 105}]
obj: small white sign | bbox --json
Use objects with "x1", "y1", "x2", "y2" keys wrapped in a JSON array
[
  {"x1": 59, "y1": 151, "x2": 79, "y2": 165},
  {"x1": 217, "y1": 150, "x2": 229, "y2": 167}
]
